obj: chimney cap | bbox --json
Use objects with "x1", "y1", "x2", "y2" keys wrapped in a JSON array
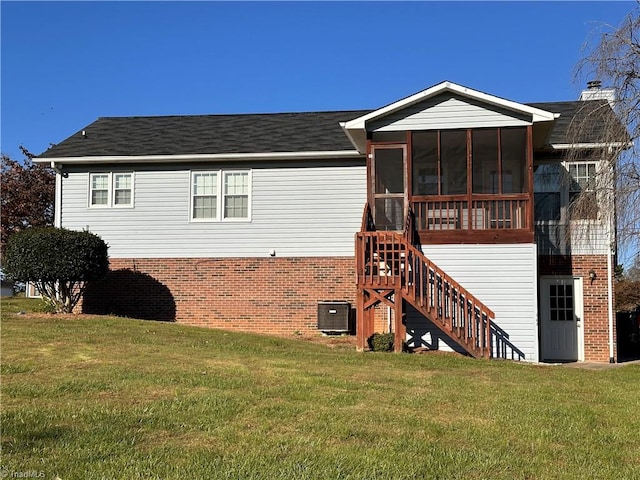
[{"x1": 587, "y1": 80, "x2": 602, "y2": 90}]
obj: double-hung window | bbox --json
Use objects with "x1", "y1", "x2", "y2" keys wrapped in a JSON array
[
  {"x1": 114, "y1": 173, "x2": 133, "y2": 206},
  {"x1": 90, "y1": 174, "x2": 110, "y2": 206},
  {"x1": 89, "y1": 172, "x2": 134, "y2": 208},
  {"x1": 191, "y1": 170, "x2": 251, "y2": 221},
  {"x1": 192, "y1": 172, "x2": 218, "y2": 220},
  {"x1": 568, "y1": 162, "x2": 598, "y2": 220}
]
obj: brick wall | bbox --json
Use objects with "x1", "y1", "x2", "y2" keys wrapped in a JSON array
[
  {"x1": 539, "y1": 254, "x2": 614, "y2": 362},
  {"x1": 83, "y1": 257, "x2": 356, "y2": 336},
  {"x1": 83, "y1": 254, "x2": 614, "y2": 361}
]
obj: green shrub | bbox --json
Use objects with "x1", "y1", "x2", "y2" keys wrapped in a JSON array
[
  {"x1": 3, "y1": 227, "x2": 109, "y2": 313},
  {"x1": 368, "y1": 332, "x2": 395, "y2": 352}
]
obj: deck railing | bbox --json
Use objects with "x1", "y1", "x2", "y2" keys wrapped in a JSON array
[
  {"x1": 411, "y1": 195, "x2": 530, "y2": 231},
  {"x1": 361, "y1": 201, "x2": 375, "y2": 233}
]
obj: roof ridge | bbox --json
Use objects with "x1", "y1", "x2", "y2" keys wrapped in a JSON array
[{"x1": 96, "y1": 109, "x2": 373, "y2": 121}]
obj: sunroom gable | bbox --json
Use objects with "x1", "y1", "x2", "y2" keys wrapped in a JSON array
[
  {"x1": 341, "y1": 81, "x2": 557, "y2": 152},
  {"x1": 367, "y1": 93, "x2": 533, "y2": 132}
]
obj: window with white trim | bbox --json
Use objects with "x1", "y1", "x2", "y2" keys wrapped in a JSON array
[
  {"x1": 192, "y1": 172, "x2": 218, "y2": 220},
  {"x1": 191, "y1": 170, "x2": 251, "y2": 221},
  {"x1": 90, "y1": 174, "x2": 109, "y2": 206},
  {"x1": 89, "y1": 172, "x2": 134, "y2": 208},
  {"x1": 568, "y1": 162, "x2": 598, "y2": 220},
  {"x1": 114, "y1": 173, "x2": 133, "y2": 206},
  {"x1": 224, "y1": 171, "x2": 249, "y2": 219}
]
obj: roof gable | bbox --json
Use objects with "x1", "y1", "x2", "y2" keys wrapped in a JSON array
[
  {"x1": 367, "y1": 93, "x2": 534, "y2": 132},
  {"x1": 341, "y1": 81, "x2": 557, "y2": 151},
  {"x1": 343, "y1": 81, "x2": 557, "y2": 129}
]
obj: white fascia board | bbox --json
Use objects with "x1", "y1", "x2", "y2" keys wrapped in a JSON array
[
  {"x1": 339, "y1": 122, "x2": 366, "y2": 153},
  {"x1": 343, "y1": 81, "x2": 557, "y2": 131},
  {"x1": 33, "y1": 150, "x2": 365, "y2": 165}
]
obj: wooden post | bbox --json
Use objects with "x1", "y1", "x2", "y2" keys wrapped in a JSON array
[
  {"x1": 394, "y1": 291, "x2": 405, "y2": 353},
  {"x1": 356, "y1": 289, "x2": 365, "y2": 351},
  {"x1": 485, "y1": 312, "x2": 492, "y2": 359},
  {"x1": 365, "y1": 299, "x2": 374, "y2": 350}
]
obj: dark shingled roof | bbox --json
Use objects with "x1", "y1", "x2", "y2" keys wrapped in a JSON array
[
  {"x1": 528, "y1": 99, "x2": 625, "y2": 145},
  {"x1": 37, "y1": 100, "x2": 623, "y2": 159},
  {"x1": 38, "y1": 110, "x2": 372, "y2": 158}
]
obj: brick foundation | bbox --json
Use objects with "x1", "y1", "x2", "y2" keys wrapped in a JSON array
[
  {"x1": 539, "y1": 255, "x2": 615, "y2": 362},
  {"x1": 83, "y1": 257, "x2": 356, "y2": 336},
  {"x1": 82, "y1": 254, "x2": 614, "y2": 361}
]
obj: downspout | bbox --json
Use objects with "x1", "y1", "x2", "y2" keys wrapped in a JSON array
[
  {"x1": 50, "y1": 161, "x2": 64, "y2": 303},
  {"x1": 50, "y1": 161, "x2": 63, "y2": 228},
  {"x1": 607, "y1": 248, "x2": 615, "y2": 363},
  {"x1": 606, "y1": 148, "x2": 615, "y2": 363}
]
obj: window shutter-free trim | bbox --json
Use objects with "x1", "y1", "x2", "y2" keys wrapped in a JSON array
[
  {"x1": 190, "y1": 169, "x2": 251, "y2": 222},
  {"x1": 89, "y1": 172, "x2": 134, "y2": 208}
]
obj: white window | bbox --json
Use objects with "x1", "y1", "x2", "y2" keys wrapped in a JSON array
[
  {"x1": 224, "y1": 171, "x2": 249, "y2": 219},
  {"x1": 90, "y1": 174, "x2": 109, "y2": 206},
  {"x1": 89, "y1": 172, "x2": 134, "y2": 208},
  {"x1": 568, "y1": 162, "x2": 598, "y2": 220},
  {"x1": 192, "y1": 172, "x2": 218, "y2": 220},
  {"x1": 114, "y1": 173, "x2": 133, "y2": 206},
  {"x1": 191, "y1": 170, "x2": 251, "y2": 221}
]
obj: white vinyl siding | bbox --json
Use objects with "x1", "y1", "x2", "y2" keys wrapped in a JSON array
[
  {"x1": 369, "y1": 93, "x2": 532, "y2": 132},
  {"x1": 534, "y1": 161, "x2": 609, "y2": 255},
  {"x1": 406, "y1": 243, "x2": 538, "y2": 362},
  {"x1": 61, "y1": 161, "x2": 366, "y2": 258}
]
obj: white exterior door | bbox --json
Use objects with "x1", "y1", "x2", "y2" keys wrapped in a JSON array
[{"x1": 540, "y1": 276, "x2": 584, "y2": 362}]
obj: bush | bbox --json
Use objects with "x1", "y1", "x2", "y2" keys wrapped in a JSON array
[
  {"x1": 368, "y1": 332, "x2": 395, "y2": 352},
  {"x1": 3, "y1": 227, "x2": 109, "y2": 313}
]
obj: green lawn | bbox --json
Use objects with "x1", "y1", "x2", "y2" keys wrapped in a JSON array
[{"x1": 2, "y1": 298, "x2": 640, "y2": 479}]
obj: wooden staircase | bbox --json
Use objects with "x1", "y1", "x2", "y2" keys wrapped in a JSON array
[{"x1": 355, "y1": 204, "x2": 493, "y2": 358}]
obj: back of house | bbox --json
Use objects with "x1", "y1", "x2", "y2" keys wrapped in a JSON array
[{"x1": 35, "y1": 81, "x2": 626, "y2": 363}]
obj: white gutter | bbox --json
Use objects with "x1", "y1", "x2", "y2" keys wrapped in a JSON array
[
  {"x1": 34, "y1": 150, "x2": 364, "y2": 165},
  {"x1": 550, "y1": 142, "x2": 631, "y2": 150}
]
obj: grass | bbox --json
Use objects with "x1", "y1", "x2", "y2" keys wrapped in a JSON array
[{"x1": 2, "y1": 298, "x2": 640, "y2": 479}]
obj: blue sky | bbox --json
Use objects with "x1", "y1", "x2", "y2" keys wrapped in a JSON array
[{"x1": 0, "y1": 1, "x2": 635, "y2": 160}]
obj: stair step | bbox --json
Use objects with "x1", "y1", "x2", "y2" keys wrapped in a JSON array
[{"x1": 356, "y1": 229, "x2": 494, "y2": 359}]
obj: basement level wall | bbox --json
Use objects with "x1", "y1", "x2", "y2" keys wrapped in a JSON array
[
  {"x1": 539, "y1": 254, "x2": 614, "y2": 362},
  {"x1": 82, "y1": 257, "x2": 356, "y2": 336},
  {"x1": 409, "y1": 243, "x2": 539, "y2": 362}
]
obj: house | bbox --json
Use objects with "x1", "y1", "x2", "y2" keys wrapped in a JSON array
[{"x1": 33, "y1": 81, "x2": 627, "y2": 363}]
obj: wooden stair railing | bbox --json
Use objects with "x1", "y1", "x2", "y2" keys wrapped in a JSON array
[
  {"x1": 355, "y1": 230, "x2": 493, "y2": 359},
  {"x1": 361, "y1": 201, "x2": 375, "y2": 233}
]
